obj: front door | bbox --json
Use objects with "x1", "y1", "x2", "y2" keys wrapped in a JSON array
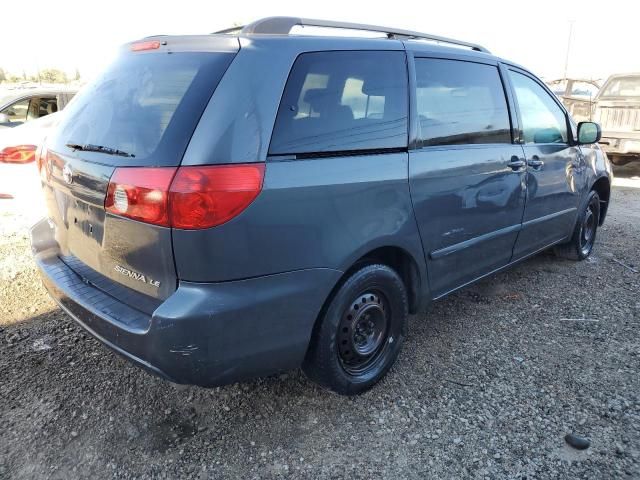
[
  {"x1": 507, "y1": 69, "x2": 583, "y2": 259},
  {"x1": 409, "y1": 57, "x2": 527, "y2": 298}
]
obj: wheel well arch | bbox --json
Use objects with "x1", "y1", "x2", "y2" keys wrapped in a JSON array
[
  {"x1": 335, "y1": 246, "x2": 424, "y2": 315},
  {"x1": 591, "y1": 176, "x2": 610, "y2": 225}
]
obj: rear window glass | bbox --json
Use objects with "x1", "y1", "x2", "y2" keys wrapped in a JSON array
[
  {"x1": 52, "y1": 51, "x2": 235, "y2": 165},
  {"x1": 600, "y1": 76, "x2": 640, "y2": 98},
  {"x1": 415, "y1": 59, "x2": 511, "y2": 147},
  {"x1": 269, "y1": 51, "x2": 408, "y2": 156},
  {"x1": 570, "y1": 81, "x2": 599, "y2": 99},
  {"x1": 548, "y1": 80, "x2": 568, "y2": 96}
]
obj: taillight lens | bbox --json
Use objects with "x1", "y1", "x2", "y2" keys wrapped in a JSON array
[
  {"x1": 169, "y1": 164, "x2": 265, "y2": 229},
  {"x1": 105, "y1": 167, "x2": 177, "y2": 226},
  {"x1": 0, "y1": 144, "x2": 37, "y2": 164},
  {"x1": 104, "y1": 163, "x2": 265, "y2": 229}
]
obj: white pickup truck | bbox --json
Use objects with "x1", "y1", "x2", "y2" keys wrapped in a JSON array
[{"x1": 595, "y1": 73, "x2": 640, "y2": 166}]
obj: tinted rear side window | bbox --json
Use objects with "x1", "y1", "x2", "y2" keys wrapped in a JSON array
[
  {"x1": 414, "y1": 58, "x2": 511, "y2": 147},
  {"x1": 52, "y1": 51, "x2": 235, "y2": 165},
  {"x1": 269, "y1": 51, "x2": 408, "y2": 156}
]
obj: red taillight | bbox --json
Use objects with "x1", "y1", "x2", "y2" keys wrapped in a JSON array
[
  {"x1": 104, "y1": 164, "x2": 265, "y2": 229},
  {"x1": 130, "y1": 40, "x2": 161, "y2": 52},
  {"x1": 105, "y1": 167, "x2": 177, "y2": 227},
  {"x1": 0, "y1": 144, "x2": 37, "y2": 164},
  {"x1": 169, "y1": 164, "x2": 265, "y2": 229}
]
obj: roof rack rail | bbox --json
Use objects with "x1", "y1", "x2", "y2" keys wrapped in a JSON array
[{"x1": 214, "y1": 17, "x2": 490, "y2": 53}]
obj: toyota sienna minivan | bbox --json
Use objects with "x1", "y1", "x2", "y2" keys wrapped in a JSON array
[{"x1": 31, "y1": 17, "x2": 612, "y2": 395}]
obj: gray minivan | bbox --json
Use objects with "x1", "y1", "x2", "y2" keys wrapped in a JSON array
[{"x1": 31, "y1": 17, "x2": 612, "y2": 395}]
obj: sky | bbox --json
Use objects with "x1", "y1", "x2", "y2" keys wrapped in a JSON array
[{"x1": 1, "y1": 0, "x2": 639, "y2": 83}]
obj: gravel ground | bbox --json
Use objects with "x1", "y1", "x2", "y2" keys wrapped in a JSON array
[{"x1": 1, "y1": 165, "x2": 639, "y2": 479}]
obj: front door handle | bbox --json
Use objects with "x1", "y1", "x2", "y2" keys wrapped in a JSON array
[
  {"x1": 528, "y1": 156, "x2": 544, "y2": 170},
  {"x1": 507, "y1": 156, "x2": 526, "y2": 170}
]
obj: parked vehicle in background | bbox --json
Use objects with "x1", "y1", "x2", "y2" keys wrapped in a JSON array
[
  {"x1": 0, "y1": 112, "x2": 59, "y2": 222},
  {"x1": 30, "y1": 17, "x2": 612, "y2": 396},
  {"x1": 594, "y1": 73, "x2": 640, "y2": 165},
  {"x1": 0, "y1": 88, "x2": 76, "y2": 129},
  {"x1": 0, "y1": 112, "x2": 60, "y2": 164},
  {"x1": 546, "y1": 78, "x2": 600, "y2": 122}
]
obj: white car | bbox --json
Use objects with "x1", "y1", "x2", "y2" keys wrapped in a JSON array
[
  {"x1": 0, "y1": 112, "x2": 61, "y2": 224},
  {"x1": 0, "y1": 88, "x2": 76, "y2": 129}
]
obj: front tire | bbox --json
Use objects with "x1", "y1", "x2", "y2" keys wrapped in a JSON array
[
  {"x1": 554, "y1": 190, "x2": 600, "y2": 261},
  {"x1": 302, "y1": 264, "x2": 408, "y2": 395}
]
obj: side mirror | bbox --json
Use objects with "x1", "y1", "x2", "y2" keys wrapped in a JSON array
[
  {"x1": 577, "y1": 122, "x2": 601, "y2": 145},
  {"x1": 0, "y1": 113, "x2": 9, "y2": 123}
]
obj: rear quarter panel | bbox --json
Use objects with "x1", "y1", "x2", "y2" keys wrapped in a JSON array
[{"x1": 173, "y1": 153, "x2": 426, "y2": 284}]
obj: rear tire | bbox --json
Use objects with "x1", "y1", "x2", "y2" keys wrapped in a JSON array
[
  {"x1": 302, "y1": 264, "x2": 408, "y2": 395},
  {"x1": 554, "y1": 191, "x2": 600, "y2": 261}
]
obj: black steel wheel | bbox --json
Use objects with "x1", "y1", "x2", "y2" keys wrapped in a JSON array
[
  {"x1": 579, "y1": 199, "x2": 597, "y2": 257},
  {"x1": 554, "y1": 190, "x2": 600, "y2": 261},
  {"x1": 302, "y1": 264, "x2": 408, "y2": 395},
  {"x1": 337, "y1": 291, "x2": 390, "y2": 375}
]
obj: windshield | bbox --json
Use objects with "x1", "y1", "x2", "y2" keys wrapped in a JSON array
[
  {"x1": 50, "y1": 50, "x2": 235, "y2": 165},
  {"x1": 600, "y1": 76, "x2": 640, "y2": 98},
  {"x1": 0, "y1": 93, "x2": 20, "y2": 107}
]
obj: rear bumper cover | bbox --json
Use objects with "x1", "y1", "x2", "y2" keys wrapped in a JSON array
[
  {"x1": 31, "y1": 218, "x2": 341, "y2": 386},
  {"x1": 600, "y1": 134, "x2": 640, "y2": 156}
]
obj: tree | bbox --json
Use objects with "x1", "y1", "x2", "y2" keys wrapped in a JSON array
[
  {"x1": 39, "y1": 68, "x2": 68, "y2": 84},
  {"x1": 0, "y1": 68, "x2": 6, "y2": 83}
]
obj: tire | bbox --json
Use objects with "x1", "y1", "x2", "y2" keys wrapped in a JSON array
[
  {"x1": 302, "y1": 264, "x2": 408, "y2": 395},
  {"x1": 554, "y1": 191, "x2": 600, "y2": 261}
]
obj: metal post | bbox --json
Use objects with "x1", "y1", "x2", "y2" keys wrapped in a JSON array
[{"x1": 563, "y1": 21, "x2": 574, "y2": 80}]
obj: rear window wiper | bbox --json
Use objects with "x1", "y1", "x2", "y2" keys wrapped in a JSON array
[{"x1": 66, "y1": 143, "x2": 135, "y2": 158}]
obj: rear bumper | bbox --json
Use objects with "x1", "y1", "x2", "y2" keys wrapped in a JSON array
[
  {"x1": 31, "y1": 218, "x2": 341, "y2": 387},
  {"x1": 600, "y1": 134, "x2": 640, "y2": 156}
]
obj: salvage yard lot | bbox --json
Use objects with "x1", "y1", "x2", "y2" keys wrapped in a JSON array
[{"x1": 1, "y1": 166, "x2": 639, "y2": 479}]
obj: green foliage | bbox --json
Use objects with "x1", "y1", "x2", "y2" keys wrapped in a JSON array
[
  {"x1": 6, "y1": 74, "x2": 23, "y2": 83},
  {"x1": 0, "y1": 67, "x2": 73, "y2": 84},
  {"x1": 39, "y1": 68, "x2": 68, "y2": 84}
]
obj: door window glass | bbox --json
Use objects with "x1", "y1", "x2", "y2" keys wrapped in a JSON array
[
  {"x1": 414, "y1": 58, "x2": 511, "y2": 147},
  {"x1": 27, "y1": 97, "x2": 58, "y2": 120},
  {"x1": 269, "y1": 51, "x2": 408, "y2": 155},
  {"x1": 510, "y1": 71, "x2": 568, "y2": 144},
  {"x1": 0, "y1": 98, "x2": 30, "y2": 125}
]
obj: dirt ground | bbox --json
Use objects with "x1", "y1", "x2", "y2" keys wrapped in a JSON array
[{"x1": 1, "y1": 164, "x2": 639, "y2": 479}]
